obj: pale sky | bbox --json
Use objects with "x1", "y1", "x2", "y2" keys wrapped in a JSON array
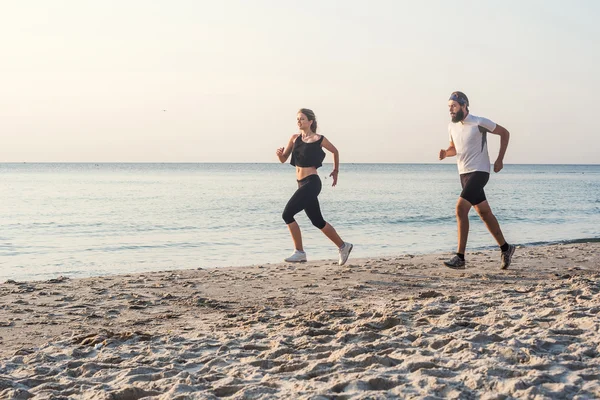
[{"x1": 1, "y1": 0, "x2": 599, "y2": 163}]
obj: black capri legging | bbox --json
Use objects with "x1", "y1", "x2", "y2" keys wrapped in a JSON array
[{"x1": 282, "y1": 174, "x2": 327, "y2": 229}]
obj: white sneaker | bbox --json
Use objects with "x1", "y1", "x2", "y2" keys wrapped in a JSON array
[
  {"x1": 338, "y1": 242, "x2": 353, "y2": 266},
  {"x1": 284, "y1": 250, "x2": 307, "y2": 263}
]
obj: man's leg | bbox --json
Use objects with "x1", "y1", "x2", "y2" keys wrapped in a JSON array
[
  {"x1": 473, "y1": 200, "x2": 505, "y2": 246},
  {"x1": 444, "y1": 197, "x2": 471, "y2": 269},
  {"x1": 456, "y1": 197, "x2": 472, "y2": 254},
  {"x1": 474, "y1": 200, "x2": 515, "y2": 269}
]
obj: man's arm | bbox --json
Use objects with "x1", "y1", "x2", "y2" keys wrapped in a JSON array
[
  {"x1": 439, "y1": 140, "x2": 457, "y2": 160},
  {"x1": 491, "y1": 124, "x2": 510, "y2": 172}
]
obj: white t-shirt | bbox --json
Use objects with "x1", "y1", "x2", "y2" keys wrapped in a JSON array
[{"x1": 448, "y1": 114, "x2": 497, "y2": 174}]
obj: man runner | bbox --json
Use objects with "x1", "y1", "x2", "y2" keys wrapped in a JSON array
[{"x1": 439, "y1": 91, "x2": 516, "y2": 269}]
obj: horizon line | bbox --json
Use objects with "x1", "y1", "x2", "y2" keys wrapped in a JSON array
[{"x1": 1, "y1": 162, "x2": 599, "y2": 166}]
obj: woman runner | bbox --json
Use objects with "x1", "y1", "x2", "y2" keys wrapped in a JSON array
[{"x1": 276, "y1": 108, "x2": 353, "y2": 265}]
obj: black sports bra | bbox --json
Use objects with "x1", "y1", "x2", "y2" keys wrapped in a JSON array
[{"x1": 290, "y1": 135, "x2": 326, "y2": 169}]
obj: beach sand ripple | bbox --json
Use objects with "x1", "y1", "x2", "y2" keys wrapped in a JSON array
[{"x1": 0, "y1": 243, "x2": 599, "y2": 399}]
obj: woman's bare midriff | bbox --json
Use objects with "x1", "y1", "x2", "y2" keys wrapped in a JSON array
[{"x1": 296, "y1": 166, "x2": 318, "y2": 180}]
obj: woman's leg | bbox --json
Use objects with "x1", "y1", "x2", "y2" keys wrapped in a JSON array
[
  {"x1": 303, "y1": 187, "x2": 344, "y2": 248},
  {"x1": 282, "y1": 183, "x2": 311, "y2": 251},
  {"x1": 320, "y1": 223, "x2": 344, "y2": 248},
  {"x1": 303, "y1": 177, "x2": 352, "y2": 265},
  {"x1": 286, "y1": 221, "x2": 303, "y2": 251}
]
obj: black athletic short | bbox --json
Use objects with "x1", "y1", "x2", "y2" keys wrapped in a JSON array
[{"x1": 459, "y1": 171, "x2": 489, "y2": 206}]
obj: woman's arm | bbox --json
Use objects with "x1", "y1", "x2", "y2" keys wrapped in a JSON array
[
  {"x1": 276, "y1": 134, "x2": 299, "y2": 163},
  {"x1": 321, "y1": 137, "x2": 339, "y2": 186}
]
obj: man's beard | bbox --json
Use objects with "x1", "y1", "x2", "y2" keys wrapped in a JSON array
[{"x1": 451, "y1": 109, "x2": 465, "y2": 123}]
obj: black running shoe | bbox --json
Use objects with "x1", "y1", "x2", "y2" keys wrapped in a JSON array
[
  {"x1": 501, "y1": 244, "x2": 516, "y2": 270},
  {"x1": 444, "y1": 255, "x2": 466, "y2": 269}
]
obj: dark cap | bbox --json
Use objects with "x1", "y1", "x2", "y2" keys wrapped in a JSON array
[{"x1": 449, "y1": 91, "x2": 469, "y2": 106}]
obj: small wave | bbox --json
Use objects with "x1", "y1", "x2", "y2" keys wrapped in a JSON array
[
  {"x1": 347, "y1": 215, "x2": 453, "y2": 226},
  {"x1": 82, "y1": 241, "x2": 227, "y2": 253},
  {"x1": 515, "y1": 237, "x2": 600, "y2": 247},
  {"x1": 396, "y1": 215, "x2": 453, "y2": 224},
  {"x1": 559, "y1": 237, "x2": 600, "y2": 244},
  {"x1": 132, "y1": 225, "x2": 199, "y2": 232}
]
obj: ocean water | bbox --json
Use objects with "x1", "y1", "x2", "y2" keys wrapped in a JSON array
[{"x1": 1, "y1": 163, "x2": 599, "y2": 281}]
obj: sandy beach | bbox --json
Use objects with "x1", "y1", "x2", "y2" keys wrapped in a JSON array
[{"x1": 0, "y1": 242, "x2": 598, "y2": 399}]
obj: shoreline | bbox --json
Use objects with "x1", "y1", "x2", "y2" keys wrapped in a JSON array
[
  {"x1": 1, "y1": 242, "x2": 599, "y2": 398},
  {"x1": 4, "y1": 237, "x2": 600, "y2": 284}
]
